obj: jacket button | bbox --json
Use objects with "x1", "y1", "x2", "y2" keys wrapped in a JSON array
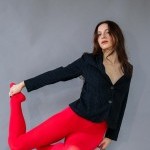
[
  {"x1": 108, "y1": 100, "x2": 112, "y2": 104},
  {"x1": 110, "y1": 86, "x2": 114, "y2": 90}
]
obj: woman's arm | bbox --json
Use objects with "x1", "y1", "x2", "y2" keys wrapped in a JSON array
[
  {"x1": 105, "y1": 67, "x2": 133, "y2": 141},
  {"x1": 9, "y1": 53, "x2": 87, "y2": 95},
  {"x1": 105, "y1": 91, "x2": 129, "y2": 141}
]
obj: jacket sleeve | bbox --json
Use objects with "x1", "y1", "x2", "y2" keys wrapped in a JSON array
[
  {"x1": 105, "y1": 66, "x2": 133, "y2": 141},
  {"x1": 24, "y1": 53, "x2": 87, "y2": 92},
  {"x1": 105, "y1": 90, "x2": 130, "y2": 141}
]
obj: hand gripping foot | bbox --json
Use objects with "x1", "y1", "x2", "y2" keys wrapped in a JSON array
[{"x1": 10, "y1": 82, "x2": 26, "y2": 103}]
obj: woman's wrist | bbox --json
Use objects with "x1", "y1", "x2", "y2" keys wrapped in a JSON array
[{"x1": 19, "y1": 81, "x2": 25, "y2": 89}]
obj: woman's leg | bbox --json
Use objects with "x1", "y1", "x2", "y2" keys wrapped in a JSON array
[
  {"x1": 8, "y1": 82, "x2": 108, "y2": 150},
  {"x1": 38, "y1": 143, "x2": 80, "y2": 150},
  {"x1": 8, "y1": 83, "x2": 77, "y2": 150},
  {"x1": 64, "y1": 120, "x2": 108, "y2": 150},
  {"x1": 37, "y1": 143, "x2": 64, "y2": 150},
  {"x1": 37, "y1": 110, "x2": 108, "y2": 150},
  {"x1": 8, "y1": 83, "x2": 27, "y2": 150}
]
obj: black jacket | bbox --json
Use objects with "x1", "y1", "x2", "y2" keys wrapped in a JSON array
[{"x1": 24, "y1": 52, "x2": 133, "y2": 141}]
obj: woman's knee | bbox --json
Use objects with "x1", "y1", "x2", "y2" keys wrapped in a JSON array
[
  {"x1": 8, "y1": 138, "x2": 29, "y2": 150},
  {"x1": 65, "y1": 145, "x2": 80, "y2": 150}
]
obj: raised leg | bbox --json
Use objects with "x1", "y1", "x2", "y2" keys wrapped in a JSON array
[{"x1": 8, "y1": 83, "x2": 75, "y2": 150}]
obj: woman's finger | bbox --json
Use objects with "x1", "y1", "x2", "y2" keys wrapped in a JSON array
[
  {"x1": 9, "y1": 92, "x2": 11, "y2": 97},
  {"x1": 10, "y1": 91, "x2": 13, "y2": 96},
  {"x1": 9, "y1": 88, "x2": 15, "y2": 96},
  {"x1": 101, "y1": 143, "x2": 107, "y2": 149}
]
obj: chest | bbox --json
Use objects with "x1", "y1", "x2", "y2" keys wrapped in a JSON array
[{"x1": 103, "y1": 62, "x2": 124, "y2": 85}]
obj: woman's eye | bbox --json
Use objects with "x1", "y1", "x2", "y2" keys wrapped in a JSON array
[{"x1": 106, "y1": 31, "x2": 110, "y2": 34}]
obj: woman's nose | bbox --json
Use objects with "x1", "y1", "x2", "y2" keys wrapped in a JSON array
[{"x1": 101, "y1": 33, "x2": 106, "y2": 39}]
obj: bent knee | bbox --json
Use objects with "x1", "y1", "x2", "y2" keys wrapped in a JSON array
[
  {"x1": 8, "y1": 138, "x2": 28, "y2": 150},
  {"x1": 65, "y1": 145, "x2": 80, "y2": 150}
]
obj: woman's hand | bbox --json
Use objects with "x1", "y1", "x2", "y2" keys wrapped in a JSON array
[
  {"x1": 9, "y1": 81, "x2": 25, "y2": 96},
  {"x1": 96, "y1": 137, "x2": 112, "y2": 150}
]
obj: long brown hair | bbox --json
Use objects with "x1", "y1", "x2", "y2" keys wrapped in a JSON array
[{"x1": 92, "y1": 20, "x2": 133, "y2": 76}]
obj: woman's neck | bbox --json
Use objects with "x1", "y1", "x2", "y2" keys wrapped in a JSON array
[{"x1": 102, "y1": 49, "x2": 119, "y2": 65}]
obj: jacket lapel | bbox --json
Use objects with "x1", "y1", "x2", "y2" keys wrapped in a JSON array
[{"x1": 95, "y1": 53, "x2": 112, "y2": 84}]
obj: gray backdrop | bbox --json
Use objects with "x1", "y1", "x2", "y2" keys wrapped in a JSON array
[{"x1": 0, "y1": 0, "x2": 150, "y2": 149}]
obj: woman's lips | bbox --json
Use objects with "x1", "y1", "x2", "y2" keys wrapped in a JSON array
[{"x1": 101, "y1": 41, "x2": 108, "y2": 44}]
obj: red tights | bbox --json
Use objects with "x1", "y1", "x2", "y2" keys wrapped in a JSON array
[{"x1": 8, "y1": 83, "x2": 108, "y2": 150}]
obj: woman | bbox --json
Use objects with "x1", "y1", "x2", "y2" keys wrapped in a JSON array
[{"x1": 8, "y1": 20, "x2": 133, "y2": 150}]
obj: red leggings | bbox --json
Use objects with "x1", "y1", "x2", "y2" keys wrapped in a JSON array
[{"x1": 8, "y1": 83, "x2": 108, "y2": 150}]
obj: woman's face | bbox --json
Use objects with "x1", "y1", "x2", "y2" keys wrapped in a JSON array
[{"x1": 97, "y1": 23, "x2": 114, "y2": 51}]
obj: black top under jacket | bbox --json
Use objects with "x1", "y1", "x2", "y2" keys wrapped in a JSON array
[{"x1": 24, "y1": 52, "x2": 133, "y2": 141}]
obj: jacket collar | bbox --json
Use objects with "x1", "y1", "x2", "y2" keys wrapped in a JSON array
[
  {"x1": 95, "y1": 53, "x2": 111, "y2": 83},
  {"x1": 95, "y1": 52, "x2": 106, "y2": 74}
]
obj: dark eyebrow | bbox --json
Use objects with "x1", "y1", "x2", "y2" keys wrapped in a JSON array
[{"x1": 97, "y1": 29, "x2": 109, "y2": 33}]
